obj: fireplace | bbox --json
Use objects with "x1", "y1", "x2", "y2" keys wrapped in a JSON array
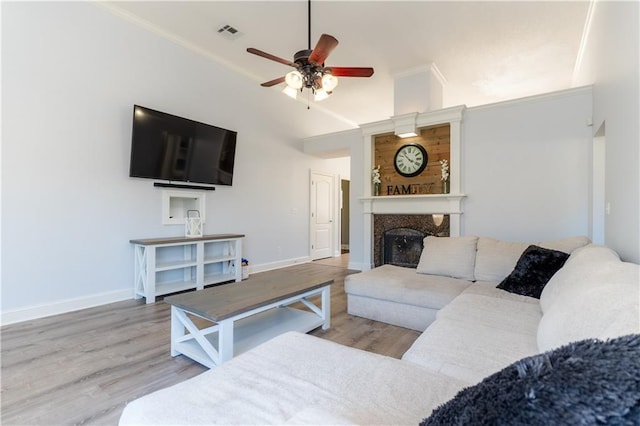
[
  {"x1": 383, "y1": 228, "x2": 425, "y2": 267},
  {"x1": 373, "y1": 214, "x2": 449, "y2": 267}
]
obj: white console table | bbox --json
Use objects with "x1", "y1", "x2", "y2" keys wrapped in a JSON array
[{"x1": 130, "y1": 234, "x2": 244, "y2": 304}]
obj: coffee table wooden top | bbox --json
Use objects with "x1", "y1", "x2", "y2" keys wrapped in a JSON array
[{"x1": 164, "y1": 270, "x2": 333, "y2": 322}]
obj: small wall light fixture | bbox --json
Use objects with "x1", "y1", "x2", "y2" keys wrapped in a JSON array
[{"x1": 393, "y1": 112, "x2": 418, "y2": 138}]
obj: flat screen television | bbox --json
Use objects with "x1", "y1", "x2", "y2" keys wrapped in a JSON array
[{"x1": 129, "y1": 105, "x2": 237, "y2": 186}]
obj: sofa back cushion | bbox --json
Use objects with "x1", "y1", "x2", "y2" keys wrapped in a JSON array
[
  {"x1": 537, "y1": 245, "x2": 639, "y2": 352},
  {"x1": 537, "y1": 236, "x2": 592, "y2": 255},
  {"x1": 539, "y1": 244, "x2": 620, "y2": 313},
  {"x1": 474, "y1": 238, "x2": 529, "y2": 283},
  {"x1": 416, "y1": 236, "x2": 478, "y2": 281},
  {"x1": 474, "y1": 236, "x2": 591, "y2": 284}
]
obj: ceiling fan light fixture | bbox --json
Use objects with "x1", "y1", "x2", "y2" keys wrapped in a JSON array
[
  {"x1": 321, "y1": 73, "x2": 338, "y2": 92},
  {"x1": 314, "y1": 88, "x2": 330, "y2": 101},
  {"x1": 247, "y1": 0, "x2": 374, "y2": 106},
  {"x1": 282, "y1": 85, "x2": 298, "y2": 99},
  {"x1": 285, "y1": 70, "x2": 304, "y2": 89}
]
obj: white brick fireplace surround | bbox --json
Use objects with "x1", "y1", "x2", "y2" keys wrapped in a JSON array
[{"x1": 359, "y1": 106, "x2": 466, "y2": 270}]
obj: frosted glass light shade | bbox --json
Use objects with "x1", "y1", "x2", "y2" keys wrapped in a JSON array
[
  {"x1": 314, "y1": 88, "x2": 330, "y2": 101},
  {"x1": 282, "y1": 85, "x2": 298, "y2": 99},
  {"x1": 321, "y1": 73, "x2": 338, "y2": 92},
  {"x1": 285, "y1": 70, "x2": 303, "y2": 89}
]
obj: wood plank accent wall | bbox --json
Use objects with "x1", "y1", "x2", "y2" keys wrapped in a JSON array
[{"x1": 374, "y1": 124, "x2": 450, "y2": 195}]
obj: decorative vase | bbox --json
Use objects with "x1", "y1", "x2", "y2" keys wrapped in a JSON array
[
  {"x1": 442, "y1": 180, "x2": 449, "y2": 194},
  {"x1": 374, "y1": 183, "x2": 381, "y2": 196}
]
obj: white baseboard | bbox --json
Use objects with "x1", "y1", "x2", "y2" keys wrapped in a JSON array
[
  {"x1": 247, "y1": 256, "x2": 311, "y2": 275},
  {"x1": 1, "y1": 289, "x2": 133, "y2": 326},
  {"x1": 2, "y1": 256, "x2": 315, "y2": 326}
]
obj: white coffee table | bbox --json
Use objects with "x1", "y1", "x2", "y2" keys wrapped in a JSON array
[{"x1": 164, "y1": 271, "x2": 332, "y2": 368}]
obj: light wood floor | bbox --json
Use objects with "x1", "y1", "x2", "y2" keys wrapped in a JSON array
[{"x1": 1, "y1": 256, "x2": 420, "y2": 425}]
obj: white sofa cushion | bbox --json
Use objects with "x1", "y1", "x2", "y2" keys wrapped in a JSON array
[
  {"x1": 539, "y1": 244, "x2": 620, "y2": 313},
  {"x1": 473, "y1": 237, "x2": 529, "y2": 283},
  {"x1": 537, "y1": 236, "x2": 591, "y2": 255},
  {"x1": 402, "y1": 318, "x2": 540, "y2": 385},
  {"x1": 474, "y1": 236, "x2": 590, "y2": 284},
  {"x1": 119, "y1": 332, "x2": 468, "y2": 425},
  {"x1": 416, "y1": 236, "x2": 478, "y2": 281},
  {"x1": 347, "y1": 294, "x2": 440, "y2": 331},
  {"x1": 438, "y1": 283, "x2": 541, "y2": 332},
  {"x1": 402, "y1": 283, "x2": 541, "y2": 384},
  {"x1": 537, "y1": 245, "x2": 640, "y2": 352},
  {"x1": 284, "y1": 405, "x2": 358, "y2": 425},
  {"x1": 345, "y1": 264, "x2": 472, "y2": 310},
  {"x1": 463, "y1": 281, "x2": 540, "y2": 305}
]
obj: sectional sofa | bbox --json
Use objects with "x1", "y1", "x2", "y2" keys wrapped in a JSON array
[
  {"x1": 119, "y1": 237, "x2": 640, "y2": 425},
  {"x1": 344, "y1": 236, "x2": 591, "y2": 332}
]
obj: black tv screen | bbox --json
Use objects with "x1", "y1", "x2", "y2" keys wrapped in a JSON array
[{"x1": 129, "y1": 105, "x2": 237, "y2": 186}]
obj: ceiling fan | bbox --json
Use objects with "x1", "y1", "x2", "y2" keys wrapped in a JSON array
[{"x1": 246, "y1": 0, "x2": 374, "y2": 102}]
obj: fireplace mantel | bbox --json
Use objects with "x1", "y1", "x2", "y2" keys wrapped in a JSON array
[
  {"x1": 360, "y1": 193, "x2": 466, "y2": 215},
  {"x1": 360, "y1": 194, "x2": 466, "y2": 269}
]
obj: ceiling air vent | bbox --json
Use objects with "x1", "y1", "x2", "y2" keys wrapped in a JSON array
[{"x1": 217, "y1": 24, "x2": 243, "y2": 41}]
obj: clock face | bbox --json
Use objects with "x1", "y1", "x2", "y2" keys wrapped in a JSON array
[{"x1": 394, "y1": 144, "x2": 428, "y2": 177}]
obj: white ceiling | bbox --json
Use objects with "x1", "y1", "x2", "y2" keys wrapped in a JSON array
[{"x1": 104, "y1": 1, "x2": 591, "y2": 131}]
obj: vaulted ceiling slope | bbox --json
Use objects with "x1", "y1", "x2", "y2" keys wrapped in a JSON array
[{"x1": 103, "y1": 1, "x2": 591, "y2": 128}]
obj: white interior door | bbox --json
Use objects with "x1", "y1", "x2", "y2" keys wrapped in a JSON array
[{"x1": 310, "y1": 171, "x2": 334, "y2": 260}]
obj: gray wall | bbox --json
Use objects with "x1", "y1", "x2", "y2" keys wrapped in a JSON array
[
  {"x1": 573, "y1": 1, "x2": 639, "y2": 262},
  {"x1": 1, "y1": 2, "x2": 350, "y2": 321},
  {"x1": 462, "y1": 89, "x2": 593, "y2": 241}
]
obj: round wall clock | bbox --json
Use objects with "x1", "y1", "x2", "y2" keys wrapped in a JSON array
[{"x1": 394, "y1": 144, "x2": 428, "y2": 177}]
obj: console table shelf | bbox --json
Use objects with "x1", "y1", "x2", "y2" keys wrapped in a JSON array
[
  {"x1": 204, "y1": 255, "x2": 237, "y2": 264},
  {"x1": 130, "y1": 234, "x2": 245, "y2": 304},
  {"x1": 156, "y1": 259, "x2": 199, "y2": 272}
]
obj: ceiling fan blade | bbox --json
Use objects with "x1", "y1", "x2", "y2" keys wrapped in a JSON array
[
  {"x1": 247, "y1": 48, "x2": 296, "y2": 67},
  {"x1": 260, "y1": 76, "x2": 286, "y2": 87},
  {"x1": 326, "y1": 67, "x2": 375, "y2": 77},
  {"x1": 308, "y1": 34, "x2": 338, "y2": 65}
]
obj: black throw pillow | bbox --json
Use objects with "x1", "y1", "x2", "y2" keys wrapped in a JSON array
[
  {"x1": 422, "y1": 334, "x2": 640, "y2": 425},
  {"x1": 496, "y1": 245, "x2": 569, "y2": 298}
]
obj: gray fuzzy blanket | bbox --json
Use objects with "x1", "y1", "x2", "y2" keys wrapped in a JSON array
[{"x1": 423, "y1": 334, "x2": 640, "y2": 425}]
